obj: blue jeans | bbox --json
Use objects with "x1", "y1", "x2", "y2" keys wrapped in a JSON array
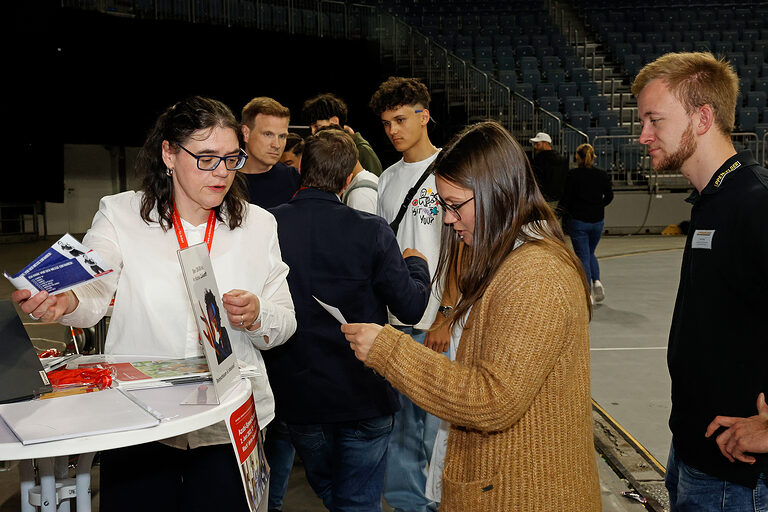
[
  {"x1": 288, "y1": 415, "x2": 393, "y2": 512},
  {"x1": 264, "y1": 418, "x2": 295, "y2": 510},
  {"x1": 666, "y1": 443, "x2": 768, "y2": 511},
  {"x1": 385, "y1": 327, "x2": 441, "y2": 512},
  {"x1": 567, "y1": 218, "x2": 604, "y2": 284}
]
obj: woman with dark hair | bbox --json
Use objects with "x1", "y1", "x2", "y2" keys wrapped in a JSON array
[
  {"x1": 12, "y1": 96, "x2": 296, "y2": 512},
  {"x1": 343, "y1": 121, "x2": 600, "y2": 511},
  {"x1": 561, "y1": 142, "x2": 614, "y2": 304}
]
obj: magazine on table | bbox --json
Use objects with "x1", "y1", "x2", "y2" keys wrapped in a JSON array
[
  {"x1": 68, "y1": 355, "x2": 261, "y2": 391},
  {"x1": 3, "y1": 233, "x2": 113, "y2": 295}
]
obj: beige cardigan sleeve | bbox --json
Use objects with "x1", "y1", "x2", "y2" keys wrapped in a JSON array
[{"x1": 366, "y1": 245, "x2": 584, "y2": 432}]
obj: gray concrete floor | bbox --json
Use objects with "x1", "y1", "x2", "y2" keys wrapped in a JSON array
[{"x1": 0, "y1": 234, "x2": 685, "y2": 511}]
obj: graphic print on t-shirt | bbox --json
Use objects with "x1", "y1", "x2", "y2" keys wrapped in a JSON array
[{"x1": 412, "y1": 186, "x2": 440, "y2": 225}]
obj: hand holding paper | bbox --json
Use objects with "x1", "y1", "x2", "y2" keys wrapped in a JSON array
[
  {"x1": 341, "y1": 323, "x2": 384, "y2": 363},
  {"x1": 12, "y1": 288, "x2": 78, "y2": 323}
]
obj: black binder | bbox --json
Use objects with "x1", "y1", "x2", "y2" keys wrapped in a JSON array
[{"x1": 0, "y1": 300, "x2": 53, "y2": 403}]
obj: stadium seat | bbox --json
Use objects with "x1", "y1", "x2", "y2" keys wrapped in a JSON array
[
  {"x1": 558, "y1": 82, "x2": 578, "y2": 98},
  {"x1": 568, "y1": 112, "x2": 591, "y2": 132},
  {"x1": 536, "y1": 83, "x2": 555, "y2": 99},
  {"x1": 538, "y1": 96, "x2": 560, "y2": 113},
  {"x1": 747, "y1": 91, "x2": 767, "y2": 109},
  {"x1": 515, "y1": 82, "x2": 534, "y2": 99},
  {"x1": 599, "y1": 110, "x2": 620, "y2": 129},
  {"x1": 544, "y1": 69, "x2": 564, "y2": 86},
  {"x1": 564, "y1": 96, "x2": 585, "y2": 115},
  {"x1": 580, "y1": 82, "x2": 599, "y2": 100},
  {"x1": 738, "y1": 107, "x2": 759, "y2": 132},
  {"x1": 519, "y1": 56, "x2": 539, "y2": 71},
  {"x1": 570, "y1": 67, "x2": 591, "y2": 83},
  {"x1": 588, "y1": 96, "x2": 609, "y2": 118},
  {"x1": 498, "y1": 70, "x2": 518, "y2": 87}
]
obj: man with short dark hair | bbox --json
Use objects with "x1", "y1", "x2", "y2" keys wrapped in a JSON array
[
  {"x1": 240, "y1": 97, "x2": 301, "y2": 209},
  {"x1": 315, "y1": 124, "x2": 379, "y2": 214},
  {"x1": 302, "y1": 92, "x2": 383, "y2": 176},
  {"x1": 529, "y1": 132, "x2": 568, "y2": 212},
  {"x1": 265, "y1": 129, "x2": 431, "y2": 511},
  {"x1": 633, "y1": 52, "x2": 768, "y2": 510}
]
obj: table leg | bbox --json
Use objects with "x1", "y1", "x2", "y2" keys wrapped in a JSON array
[
  {"x1": 37, "y1": 458, "x2": 57, "y2": 512},
  {"x1": 19, "y1": 460, "x2": 36, "y2": 512},
  {"x1": 55, "y1": 457, "x2": 70, "y2": 512},
  {"x1": 75, "y1": 453, "x2": 95, "y2": 512}
]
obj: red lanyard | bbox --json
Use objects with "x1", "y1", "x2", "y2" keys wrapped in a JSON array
[{"x1": 171, "y1": 202, "x2": 216, "y2": 252}]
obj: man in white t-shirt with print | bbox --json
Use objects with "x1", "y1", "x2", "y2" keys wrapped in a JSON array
[{"x1": 369, "y1": 76, "x2": 446, "y2": 512}]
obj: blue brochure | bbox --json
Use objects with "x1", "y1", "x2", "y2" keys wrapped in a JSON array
[{"x1": 3, "y1": 234, "x2": 113, "y2": 295}]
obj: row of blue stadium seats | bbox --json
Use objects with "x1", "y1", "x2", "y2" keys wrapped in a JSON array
[
  {"x1": 734, "y1": 107, "x2": 768, "y2": 132},
  {"x1": 464, "y1": 51, "x2": 583, "y2": 73},
  {"x1": 617, "y1": 48, "x2": 767, "y2": 70},
  {"x1": 447, "y1": 32, "x2": 566, "y2": 51},
  {"x1": 593, "y1": 18, "x2": 765, "y2": 34},
  {"x1": 601, "y1": 29, "x2": 768, "y2": 46},
  {"x1": 585, "y1": 5, "x2": 763, "y2": 23},
  {"x1": 620, "y1": 57, "x2": 768, "y2": 89},
  {"x1": 611, "y1": 42, "x2": 768, "y2": 63}
]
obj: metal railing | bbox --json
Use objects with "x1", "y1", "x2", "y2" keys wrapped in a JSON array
[{"x1": 61, "y1": 0, "x2": 378, "y2": 38}]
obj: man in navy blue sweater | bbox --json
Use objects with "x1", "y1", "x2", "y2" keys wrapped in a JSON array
[{"x1": 265, "y1": 129, "x2": 431, "y2": 511}]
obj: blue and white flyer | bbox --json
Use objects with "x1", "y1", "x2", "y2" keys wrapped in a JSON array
[{"x1": 3, "y1": 234, "x2": 114, "y2": 295}]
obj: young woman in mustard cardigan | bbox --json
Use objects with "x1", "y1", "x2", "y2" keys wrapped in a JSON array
[{"x1": 343, "y1": 121, "x2": 601, "y2": 511}]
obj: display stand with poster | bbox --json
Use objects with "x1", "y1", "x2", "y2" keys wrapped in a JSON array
[
  {"x1": 178, "y1": 241, "x2": 269, "y2": 511},
  {"x1": 177, "y1": 242, "x2": 240, "y2": 404}
]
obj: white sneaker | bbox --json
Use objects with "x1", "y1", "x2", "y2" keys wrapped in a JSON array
[{"x1": 593, "y1": 280, "x2": 605, "y2": 303}]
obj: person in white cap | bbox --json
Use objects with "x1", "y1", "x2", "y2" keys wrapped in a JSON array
[{"x1": 529, "y1": 132, "x2": 568, "y2": 213}]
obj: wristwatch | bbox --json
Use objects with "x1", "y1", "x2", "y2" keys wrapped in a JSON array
[{"x1": 438, "y1": 305, "x2": 453, "y2": 317}]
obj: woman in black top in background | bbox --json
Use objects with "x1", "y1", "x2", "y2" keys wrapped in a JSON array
[{"x1": 561, "y1": 143, "x2": 614, "y2": 304}]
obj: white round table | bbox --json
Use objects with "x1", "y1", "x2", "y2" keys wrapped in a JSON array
[{"x1": 0, "y1": 378, "x2": 252, "y2": 512}]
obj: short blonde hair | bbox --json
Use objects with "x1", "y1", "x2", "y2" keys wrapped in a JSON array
[
  {"x1": 631, "y1": 52, "x2": 738, "y2": 135},
  {"x1": 241, "y1": 97, "x2": 290, "y2": 128}
]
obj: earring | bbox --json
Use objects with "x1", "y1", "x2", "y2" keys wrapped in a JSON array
[{"x1": 166, "y1": 168, "x2": 174, "y2": 177}]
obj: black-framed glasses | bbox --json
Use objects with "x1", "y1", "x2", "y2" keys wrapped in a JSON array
[
  {"x1": 176, "y1": 143, "x2": 248, "y2": 171},
  {"x1": 435, "y1": 194, "x2": 474, "y2": 221}
]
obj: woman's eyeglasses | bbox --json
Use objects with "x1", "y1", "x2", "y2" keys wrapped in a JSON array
[
  {"x1": 435, "y1": 194, "x2": 474, "y2": 221},
  {"x1": 177, "y1": 143, "x2": 248, "y2": 171}
]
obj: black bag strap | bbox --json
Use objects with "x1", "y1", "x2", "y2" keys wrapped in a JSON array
[{"x1": 389, "y1": 166, "x2": 434, "y2": 235}]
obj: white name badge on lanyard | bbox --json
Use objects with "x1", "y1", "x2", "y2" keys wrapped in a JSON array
[{"x1": 691, "y1": 229, "x2": 715, "y2": 249}]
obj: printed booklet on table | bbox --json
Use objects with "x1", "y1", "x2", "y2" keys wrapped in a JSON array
[{"x1": 3, "y1": 234, "x2": 113, "y2": 295}]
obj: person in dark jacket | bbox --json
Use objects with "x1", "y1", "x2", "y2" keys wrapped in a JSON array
[
  {"x1": 265, "y1": 129, "x2": 431, "y2": 511},
  {"x1": 530, "y1": 132, "x2": 569, "y2": 212},
  {"x1": 561, "y1": 143, "x2": 613, "y2": 303}
]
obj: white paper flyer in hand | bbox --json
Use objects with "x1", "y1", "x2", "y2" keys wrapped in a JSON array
[
  {"x1": 177, "y1": 242, "x2": 239, "y2": 404},
  {"x1": 313, "y1": 295, "x2": 348, "y2": 324},
  {"x1": 226, "y1": 394, "x2": 268, "y2": 512},
  {"x1": 3, "y1": 234, "x2": 113, "y2": 295}
]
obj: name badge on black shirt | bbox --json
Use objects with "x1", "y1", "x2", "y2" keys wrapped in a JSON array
[{"x1": 692, "y1": 229, "x2": 715, "y2": 249}]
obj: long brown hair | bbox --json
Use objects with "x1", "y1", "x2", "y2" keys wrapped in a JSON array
[
  {"x1": 432, "y1": 121, "x2": 591, "y2": 328},
  {"x1": 137, "y1": 96, "x2": 247, "y2": 230}
]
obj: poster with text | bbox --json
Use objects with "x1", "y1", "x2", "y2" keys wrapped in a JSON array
[{"x1": 226, "y1": 394, "x2": 268, "y2": 512}]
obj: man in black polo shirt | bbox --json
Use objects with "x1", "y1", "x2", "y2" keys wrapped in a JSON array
[{"x1": 634, "y1": 52, "x2": 768, "y2": 510}]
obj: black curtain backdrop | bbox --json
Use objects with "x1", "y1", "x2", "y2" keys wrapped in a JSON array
[{"x1": 9, "y1": 4, "x2": 406, "y2": 202}]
